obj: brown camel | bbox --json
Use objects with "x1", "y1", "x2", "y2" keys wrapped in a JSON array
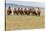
[
  {"x1": 13, "y1": 8, "x2": 19, "y2": 15},
  {"x1": 7, "y1": 6, "x2": 12, "y2": 15}
]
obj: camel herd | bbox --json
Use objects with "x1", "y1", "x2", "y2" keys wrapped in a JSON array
[{"x1": 7, "y1": 6, "x2": 41, "y2": 16}]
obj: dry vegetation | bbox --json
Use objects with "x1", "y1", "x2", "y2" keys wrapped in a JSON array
[{"x1": 6, "y1": 15, "x2": 44, "y2": 31}]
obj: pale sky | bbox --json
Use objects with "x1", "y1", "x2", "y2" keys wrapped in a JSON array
[{"x1": 6, "y1": 0, "x2": 45, "y2": 8}]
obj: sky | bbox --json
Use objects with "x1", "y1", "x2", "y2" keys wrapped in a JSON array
[{"x1": 6, "y1": 0, "x2": 45, "y2": 8}]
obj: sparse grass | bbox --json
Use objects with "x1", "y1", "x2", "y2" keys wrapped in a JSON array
[{"x1": 6, "y1": 15, "x2": 44, "y2": 31}]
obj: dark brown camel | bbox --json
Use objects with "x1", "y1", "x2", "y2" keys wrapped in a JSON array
[
  {"x1": 30, "y1": 8, "x2": 37, "y2": 16},
  {"x1": 24, "y1": 8, "x2": 27, "y2": 15},
  {"x1": 7, "y1": 6, "x2": 12, "y2": 15},
  {"x1": 20, "y1": 8, "x2": 24, "y2": 15},
  {"x1": 18, "y1": 8, "x2": 21, "y2": 15},
  {"x1": 27, "y1": 8, "x2": 31, "y2": 15},
  {"x1": 13, "y1": 8, "x2": 19, "y2": 15}
]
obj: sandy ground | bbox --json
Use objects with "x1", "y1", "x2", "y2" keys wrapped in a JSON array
[{"x1": 6, "y1": 15, "x2": 45, "y2": 31}]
